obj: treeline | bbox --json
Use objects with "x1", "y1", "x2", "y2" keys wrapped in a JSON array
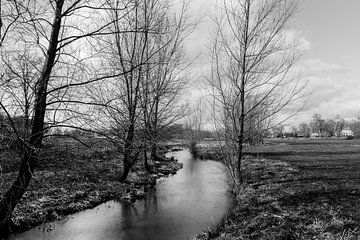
[
  {"x1": 276, "y1": 114, "x2": 360, "y2": 138},
  {"x1": 52, "y1": 123, "x2": 215, "y2": 142}
]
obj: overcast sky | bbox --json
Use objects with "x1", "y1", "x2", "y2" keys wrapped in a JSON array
[{"x1": 184, "y1": 0, "x2": 360, "y2": 127}]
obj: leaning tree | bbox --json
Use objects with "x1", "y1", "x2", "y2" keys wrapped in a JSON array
[{"x1": 0, "y1": 0, "x2": 135, "y2": 234}]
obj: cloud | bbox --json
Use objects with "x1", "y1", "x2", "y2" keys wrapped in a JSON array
[
  {"x1": 300, "y1": 59, "x2": 345, "y2": 76},
  {"x1": 281, "y1": 29, "x2": 312, "y2": 51},
  {"x1": 285, "y1": 58, "x2": 360, "y2": 126},
  {"x1": 295, "y1": 59, "x2": 348, "y2": 109},
  {"x1": 299, "y1": 37, "x2": 312, "y2": 51}
]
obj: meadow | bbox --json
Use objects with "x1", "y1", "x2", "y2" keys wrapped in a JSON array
[
  {"x1": 200, "y1": 138, "x2": 360, "y2": 240},
  {"x1": 0, "y1": 138, "x2": 182, "y2": 233}
]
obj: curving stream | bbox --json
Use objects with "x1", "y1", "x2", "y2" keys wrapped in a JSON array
[{"x1": 9, "y1": 149, "x2": 233, "y2": 240}]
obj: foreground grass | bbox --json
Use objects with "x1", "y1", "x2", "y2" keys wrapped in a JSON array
[
  {"x1": 197, "y1": 139, "x2": 360, "y2": 240},
  {"x1": 0, "y1": 141, "x2": 182, "y2": 233}
]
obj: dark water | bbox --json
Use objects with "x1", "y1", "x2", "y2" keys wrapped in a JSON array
[{"x1": 10, "y1": 150, "x2": 232, "y2": 240}]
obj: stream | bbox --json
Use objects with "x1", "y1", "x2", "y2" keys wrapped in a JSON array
[{"x1": 9, "y1": 149, "x2": 233, "y2": 240}]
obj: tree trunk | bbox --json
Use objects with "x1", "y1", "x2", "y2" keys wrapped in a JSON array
[
  {"x1": 189, "y1": 140, "x2": 197, "y2": 158},
  {"x1": 119, "y1": 158, "x2": 132, "y2": 182},
  {"x1": 144, "y1": 149, "x2": 151, "y2": 172},
  {"x1": 237, "y1": 139, "x2": 243, "y2": 184},
  {"x1": 0, "y1": 1, "x2": 64, "y2": 236},
  {"x1": 23, "y1": 77, "x2": 30, "y2": 138},
  {"x1": 119, "y1": 123, "x2": 135, "y2": 182},
  {"x1": 150, "y1": 143, "x2": 158, "y2": 161},
  {"x1": 0, "y1": 148, "x2": 36, "y2": 235},
  {"x1": 236, "y1": 0, "x2": 250, "y2": 185}
]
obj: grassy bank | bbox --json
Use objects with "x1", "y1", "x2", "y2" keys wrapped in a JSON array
[
  {"x1": 0, "y1": 141, "x2": 183, "y2": 233},
  {"x1": 196, "y1": 139, "x2": 360, "y2": 239}
]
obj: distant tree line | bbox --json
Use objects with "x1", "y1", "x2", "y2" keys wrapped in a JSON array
[{"x1": 276, "y1": 114, "x2": 360, "y2": 138}]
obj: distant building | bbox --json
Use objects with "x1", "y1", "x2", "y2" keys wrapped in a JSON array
[
  {"x1": 310, "y1": 132, "x2": 320, "y2": 138},
  {"x1": 310, "y1": 131, "x2": 330, "y2": 138},
  {"x1": 340, "y1": 127, "x2": 354, "y2": 137}
]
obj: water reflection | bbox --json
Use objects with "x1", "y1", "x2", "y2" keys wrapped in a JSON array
[{"x1": 10, "y1": 150, "x2": 232, "y2": 240}]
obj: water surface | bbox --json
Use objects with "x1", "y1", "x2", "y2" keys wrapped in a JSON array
[{"x1": 10, "y1": 150, "x2": 232, "y2": 240}]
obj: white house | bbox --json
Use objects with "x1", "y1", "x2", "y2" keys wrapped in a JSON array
[{"x1": 340, "y1": 127, "x2": 354, "y2": 137}]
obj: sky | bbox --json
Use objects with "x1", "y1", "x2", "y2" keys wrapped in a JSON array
[
  {"x1": 289, "y1": 0, "x2": 360, "y2": 125},
  {"x1": 184, "y1": 0, "x2": 360, "y2": 128}
]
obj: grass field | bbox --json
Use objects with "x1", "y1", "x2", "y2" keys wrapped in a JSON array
[
  {"x1": 250, "y1": 138, "x2": 360, "y2": 187},
  {"x1": 0, "y1": 138, "x2": 182, "y2": 233},
  {"x1": 199, "y1": 138, "x2": 360, "y2": 240}
]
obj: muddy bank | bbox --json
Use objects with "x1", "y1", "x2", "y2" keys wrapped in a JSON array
[{"x1": 1, "y1": 151, "x2": 182, "y2": 234}]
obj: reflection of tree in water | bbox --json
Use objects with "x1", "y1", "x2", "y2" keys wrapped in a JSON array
[
  {"x1": 121, "y1": 203, "x2": 135, "y2": 229},
  {"x1": 187, "y1": 155, "x2": 201, "y2": 176},
  {"x1": 143, "y1": 189, "x2": 158, "y2": 215},
  {"x1": 119, "y1": 190, "x2": 164, "y2": 240},
  {"x1": 188, "y1": 156, "x2": 196, "y2": 175},
  {"x1": 121, "y1": 188, "x2": 159, "y2": 224}
]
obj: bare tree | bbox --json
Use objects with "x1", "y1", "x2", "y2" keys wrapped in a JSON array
[
  {"x1": 208, "y1": 0, "x2": 305, "y2": 184},
  {"x1": 87, "y1": 0, "x2": 162, "y2": 181},
  {"x1": 140, "y1": 0, "x2": 192, "y2": 162},
  {"x1": 0, "y1": 0, "x2": 134, "y2": 234},
  {"x1": 87, "y1": 0, "x2": 193, "y2": 180},
  {"x1": 334, "y1": 115, "x2": 346, "y2": 137},
  {"x1": 310, "y1": 113, "x2": 325, "y2": 137},
  {"x1": 0, "y1": 2, "x2": 65, "y2": 233},
  {"x1": 184, "y1": 99, "x2": 203, "y2": 157},
  {"x1": 298, "y1": 122, "x2": 311, "y2": 137}
]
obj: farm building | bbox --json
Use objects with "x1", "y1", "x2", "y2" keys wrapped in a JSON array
[
  {"x1": 340, "y1": 127, "x2": 354, "y2": 137},
  {"x1": 310, "y1": 131, "x2": 330, "y2": 138}
]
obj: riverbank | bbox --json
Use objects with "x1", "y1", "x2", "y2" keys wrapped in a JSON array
[
  {"x1": 0, "y1": 148, "x2": 182, "y2": 234},
  {"x1": 195, "y1": 140, "x2": 360, "y2": 239}
]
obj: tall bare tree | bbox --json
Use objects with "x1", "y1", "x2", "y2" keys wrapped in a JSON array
[
  {"x1": 86, "y1": 0, "x2": 159, "y2": 181},
  {"x1": 208, "y1": 0, "x2": 305, "y2": 184},
  {"x1": 88, "y1": 0, "x2": 193, "y2": 180},
  {"x1": 0, "y1": 2, "x2": 65, "y2": 233},
  {"x1": 0, "y1": 0, "x2": 134, "y2": 234},
  {"x1": 310, "y1": 113, "x2": 325, "y2": 137},
  {"x1": 140, "y1": 0, "x2": 192, "y2": 162},
  {"x1": 184, "y1": 99, "x2": 203, "y2": 157}
]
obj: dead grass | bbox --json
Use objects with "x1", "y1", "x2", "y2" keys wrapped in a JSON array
[
  {"x1": 0, "y1": 140, "x2": 182, "y2": 233},
  {"x1": 196, "y1": 139, "x2": 360, "y2": 240}
]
